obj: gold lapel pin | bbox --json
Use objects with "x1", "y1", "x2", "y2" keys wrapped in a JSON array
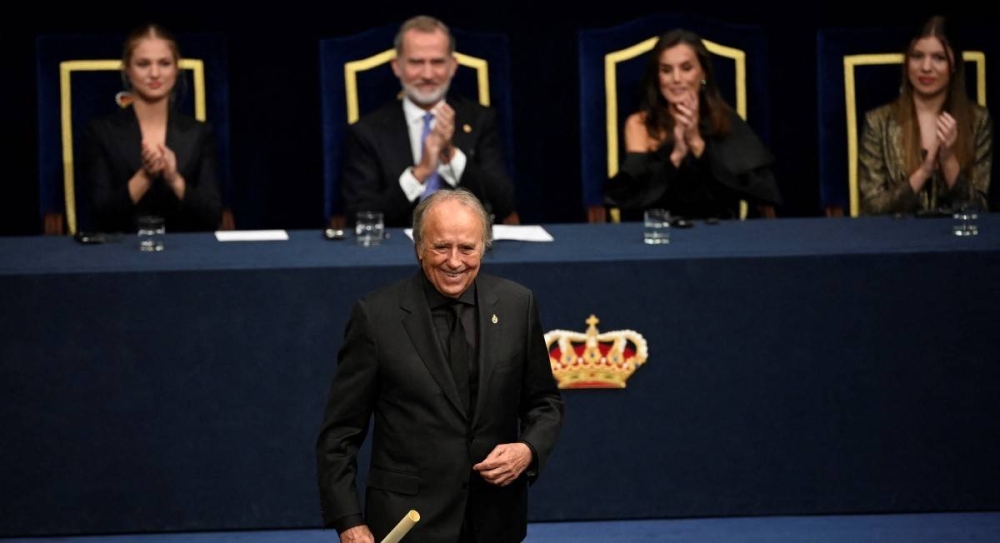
[
  {"x1": 491, "y1": 314, "x2": 498, "y2": 324},
  {"x1": 463, "y1": 124, "x2": 472, "y2": 133}
]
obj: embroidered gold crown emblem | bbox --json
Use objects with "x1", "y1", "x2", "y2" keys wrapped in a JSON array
[{"x1": 544, "y1": 315, "x2": 648, "y2": 389}]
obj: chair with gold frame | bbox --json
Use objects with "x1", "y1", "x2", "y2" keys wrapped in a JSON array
[
  {"x1": 319, "y1": 24, "x2": 515, "y2": 228},
  {"x1": 35, "y1": 32, "x2": 233, "y2": 235},
  {"x1": 817, "y1": 27, "x2": 991, "y2": 217},
  {"x1": 578, "y1": 13, "x2": 773, "y2": 223}
]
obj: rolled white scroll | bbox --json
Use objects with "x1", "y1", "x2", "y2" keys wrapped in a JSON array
[{"x1": 380, "y1": 509, "x2": 420, "y2": 543}]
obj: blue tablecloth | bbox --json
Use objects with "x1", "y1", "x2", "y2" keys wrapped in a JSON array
[{"x1": 3, "y1": 216, "x2": 1000, "y2": 536}]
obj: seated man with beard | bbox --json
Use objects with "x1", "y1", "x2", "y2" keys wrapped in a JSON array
[{"x1": 339, "y1": 15, "x2": 518, "y2": 227}]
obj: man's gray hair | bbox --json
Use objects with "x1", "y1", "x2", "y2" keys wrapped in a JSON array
[
  {"x1": 394, "y1": 15, "x2": 456, "y2": 55},
  {"x1": 412, "y1": 189, "x2": 493, "y2": 254}
]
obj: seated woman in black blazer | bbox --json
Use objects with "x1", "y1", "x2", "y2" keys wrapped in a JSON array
[
  {"x1": 605, "y1": 29, "x2": 781, "y2": 220},
  {"x1": 86, "y1": 24, "x2": 221, "y2": 233}
]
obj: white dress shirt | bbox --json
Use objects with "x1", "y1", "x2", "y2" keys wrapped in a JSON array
[{"x1": 398, "y1": 97, "x2": 468, "y2": 202}]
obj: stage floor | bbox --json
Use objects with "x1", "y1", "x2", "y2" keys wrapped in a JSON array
[{"x1": 4, "y1": 512, "x2": 999, "y2": 542}]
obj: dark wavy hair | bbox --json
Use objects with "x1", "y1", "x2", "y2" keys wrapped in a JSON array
[
  {"x1": 894, "y1": 15, "x2": 975, "y2": 176},
  {"x1": 638, "y1": 29, "x2": 731, "y2": 142}
]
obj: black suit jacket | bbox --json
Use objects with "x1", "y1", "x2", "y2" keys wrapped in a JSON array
[
  {"x1": 317, "y1": 272, "x2": 563, "y2": 543},
  {"x1": 85, "y1": 107, "x2": 222, "y2": 232},
  {"x1": 340, "y1": 97, "x2": 516, "y2": 227}
]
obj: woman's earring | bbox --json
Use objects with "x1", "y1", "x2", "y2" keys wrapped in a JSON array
[
  {"x1": 115, "y1": 91, "x2": 133, "y2": 108},
  {"x1": 116, "y1": 72, "x2": 133, "y2": 108},
  {"x1": 701, "y1": 79, "x2": 707, "y2": 87}
]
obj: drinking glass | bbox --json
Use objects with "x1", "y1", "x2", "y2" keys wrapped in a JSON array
[{"x1": 137, "y1": 215, "x2": 165, "y2": 252}]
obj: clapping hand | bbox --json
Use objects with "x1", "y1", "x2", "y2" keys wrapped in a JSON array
[
  {"x1": 141, "y1": 140, "x2": 165, "y2": 178},
  {"x1": 140, "y1": 141, "x2": 185, "y2": 198},
  {"x1": 669, "y1": 90, "x2": 703, "y2": 164},
  {"x1": 936, "y1": 112, "x2": 958, "y2": 161},
  {"x1": 432, "y1": 102, "x2": 456, "y2": 162}
]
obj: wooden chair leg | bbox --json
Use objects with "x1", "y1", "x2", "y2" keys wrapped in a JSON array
[
  {"x1": 220, "y1": 209, "x2": 236, "y2": 231},
  {"x1": 586, "y1": 206, "x2": 607, "y2": 223},
  {"x1": 501, "y1": 211, "x2": 521, "y2": 225},
  {"x1": 43, "y1": 213, "x2": 65, "y2": 235},
  {"x1": 329, "y1": 215, "x2": 346, "y2": 229},
  {"x1": 757, "y1": 204, "x2": 777, "y2": 219}
]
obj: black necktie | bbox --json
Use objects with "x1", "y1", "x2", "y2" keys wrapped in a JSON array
[{"x1": 448, "y1": 301, "x2": 472, "y2": 414}]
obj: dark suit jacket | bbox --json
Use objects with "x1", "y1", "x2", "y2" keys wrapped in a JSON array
[
  {"x1": 340, "y1": 96, "x2": 516, "y2": 227},
  {"x1": 85, "y1": 107, "x2": 222, "y2": 233},
  {"x1": 316, "y1": 272, "x2": 563, "y2": 543}
]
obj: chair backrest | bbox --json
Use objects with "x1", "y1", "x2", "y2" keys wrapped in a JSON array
[
  {"x1": 36, "y1": 32, "x2": 231, "y2": 235},
  {"x1": 578, "y1": 13, "x2": 771, "y2": 221},
  {"x1": 318, "y1": 23, "x2": 515, "y2": 226},
  {"x1": 817, "y1": 26, "x2": 993, "y2": 217}
]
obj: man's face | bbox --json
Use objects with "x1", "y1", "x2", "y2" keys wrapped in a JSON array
[
  {"x1": 392, "y1": 28, "x2": 457, "y2": 108},
  {"x1": 418, "y1": 199, "x2": 484, "y2": 298}
]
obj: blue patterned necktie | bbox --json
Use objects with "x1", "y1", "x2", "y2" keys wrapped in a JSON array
[{"x1": 419, "y1": 112, "x2": 440, "y2": 200}]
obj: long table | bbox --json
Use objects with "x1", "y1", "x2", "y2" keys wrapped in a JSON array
[{"x1": 3, "y1": 216, "x2": 999, "y2": 536}]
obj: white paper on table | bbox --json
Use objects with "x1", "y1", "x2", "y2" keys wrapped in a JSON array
[
  {"x1": 214, "y1": 230, "x2": 290, "y2": 242},
  {"x1": 403, "y1": 225, "x2": 554, "y2": 242},
  {"x1": 491, "y1": 225, "x2": 554, "y2": 241}
]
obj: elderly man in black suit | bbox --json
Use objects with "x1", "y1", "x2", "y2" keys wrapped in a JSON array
[
  {"x1": 340, "y1": 15, "x2": 518, "y2": 228},
  {"x1": 317, "y1": 189, "x2": 563, "y2": 543}
]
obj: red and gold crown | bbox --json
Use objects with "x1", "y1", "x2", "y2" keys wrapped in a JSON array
[{"x1": 545, "y1": 315, "x2": 648, "y2": 389}]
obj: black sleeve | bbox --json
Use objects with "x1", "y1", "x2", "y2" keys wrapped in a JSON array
[
  {"x1": 340, "y1": 123, "x2": 414, "y2": 227},
  {"x1": 175, "y1": 124, "x2": 222, "y2": 231},
  {"x1": 86, "y1": 119, "x2": 137, "y2": 233},
  {"x1": 316, "y1": 301, "x2": 379, "y2": 530},
  {"x1": 456, "y1": 107, "x2": 516, "y2": 221}
]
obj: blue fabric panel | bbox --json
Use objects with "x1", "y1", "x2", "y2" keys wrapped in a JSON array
[
  {"x1": 2, "y1": 219, "x2": 1000, "y2": 535},
  {"x1": 816, "y1": 27, "x2": 913, "y2": 211},
  {"x1": 319, "y1": 25, "x2": 394, "y2": 221}
]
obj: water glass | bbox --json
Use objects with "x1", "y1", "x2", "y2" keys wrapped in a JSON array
[
  {"x1": 355, "y1": 211, "x2": 385, "y2": 247},
  {"x1": 952, "y1": 203, "x2": 980, "y2": 237},
  {"x1": 643, "y1": 209, "x2": 671, "y2": 245},
  {"x1": 137, "y1": 215, "x2": 165, "y2": 252}
]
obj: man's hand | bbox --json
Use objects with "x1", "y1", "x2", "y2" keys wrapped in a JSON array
[
  {"x1": 432, "y1": 102, "x2": 456, "y2": 163},
  {"x1": 339, "y1": 524, "x2": 374, "y2": 543},
  {"x1": 415, "y1": 128, "x2": 445, "y2": 182},
  {"x1": 473, "y1": 442, "x2": 532, "y2": 486}
]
